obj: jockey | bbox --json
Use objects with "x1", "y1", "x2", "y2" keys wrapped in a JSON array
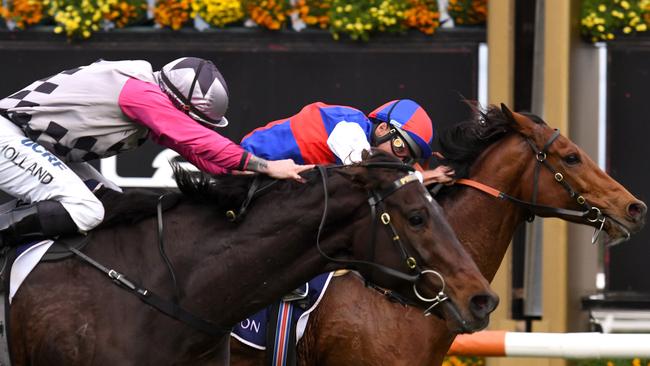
[
  {"x1": 241, "y1": 99, "x2": 454, "y2": 183},
  {"x1": 0, "y1": 57, "x2": 312, "y2": 247},
  {"x1": 239, "y1": 99, "x2": 454, "y2": 318}
]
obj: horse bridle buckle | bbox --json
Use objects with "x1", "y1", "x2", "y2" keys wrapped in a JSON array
[{"x1": 406, "y1": 256, "x2": 417, "y2": 269}]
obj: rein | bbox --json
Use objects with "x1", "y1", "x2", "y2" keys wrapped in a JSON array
[
  {"x1": 313, "y1": 163, "x2": 450, "y2": 315},
  {"x1": 69, "y1": 160, "x2": 455, "y2": 337},
  {"x1": 225, "y1": 176, "x2": 278, "y2": 222},
  {"x1": 452, "y1": 129, "x2": 615, "y2": 244},
  {"x1": 314, "y1": 164, "x2": 421, "y2": 283},
  {"x1": 68, "y1": 196, "x2": 233, "y2": 338}
]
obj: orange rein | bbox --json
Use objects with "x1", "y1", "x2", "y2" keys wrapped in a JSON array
[{"x1": 454, "y1": 178, "x2": 503, "y2": 199}]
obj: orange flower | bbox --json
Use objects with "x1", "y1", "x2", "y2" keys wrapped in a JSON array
[
  {"x1": 405, "y1": 0, "x2": 440, "y2": 34},
  {"x1": 294, "y1": 0, "x2": 330, "y2": 28},
  {"x1": 154, "y1": 0, "x2": 192, "y2": 29},
  {"x1": 448, "y1": 0, "x2": 486, "y2": 25},
  {"x1": 1, "y1": 0, "x2": 44, "y2": 29},
  {"x1": 244, "y1": 0, "x2": 290, "y2": 30}
]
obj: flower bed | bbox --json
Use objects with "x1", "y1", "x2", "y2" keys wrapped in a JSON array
[
  {"x1": 0, "y1": 0, "x2": 486, "y2": 40},
  {"x1": 581, "y1": 0, "x2": 650, "y2": 42}
]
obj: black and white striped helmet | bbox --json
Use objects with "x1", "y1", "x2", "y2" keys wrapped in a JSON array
[{"x1": 157, "y1": 57, "x2": 229, "y2": 128}]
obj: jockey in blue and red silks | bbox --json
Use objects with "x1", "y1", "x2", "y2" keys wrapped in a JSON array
[
  {"x1": 241, "y1": 99, "x2": 455, "y2": 181},
  {"x1": 237, "y1": 99, "x2": 455, "y2": 348},
  {"x1": 0, "y1": 57, "x2": 312, "y2": 247}
]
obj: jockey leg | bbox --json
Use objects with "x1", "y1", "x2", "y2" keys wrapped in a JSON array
[
  {"x1": 0, "y1": 200, "x2": 77, "y2": 245},
  {"x1": 0, "y1": 116, "x2": 104, "y2": 246}
]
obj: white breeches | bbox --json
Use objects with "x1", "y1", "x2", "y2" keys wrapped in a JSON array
[{"x1": 0, "y1": 116, "x2": 105, "y2": 231}]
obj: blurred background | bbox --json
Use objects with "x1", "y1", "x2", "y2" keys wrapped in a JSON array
[{"x1": 1, "y1": 1, "x2": 650, "y2": 365}]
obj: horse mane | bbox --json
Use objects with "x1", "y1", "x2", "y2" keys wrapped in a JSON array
[
  {"x1": 436, "y1": 100, "x2": 545, "y2": 178},
  {"x1": 172, "y1": 150, "x2": 407, "y2": 209},
  {"x1": 95, "y1": 187, "x2": 181, "y2": 229},
  {"x1": 172, "y1": 165, "x2": 270, "y2": 211}
]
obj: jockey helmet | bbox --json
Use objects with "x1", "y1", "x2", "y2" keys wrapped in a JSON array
[
  {"x1": 157, "y1": 57, "x2": 229, "y2": 128},
  {"x1": 368, "y1": 99, "x2": 434, "y2": 160}
]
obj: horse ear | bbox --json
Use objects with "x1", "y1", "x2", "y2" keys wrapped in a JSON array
[
  {"x1": 500, "y1": 103, "x2": 536, "y2": 137},
  {"x1": 500, "y1": 103, "x2": 515, "y2": 121}
]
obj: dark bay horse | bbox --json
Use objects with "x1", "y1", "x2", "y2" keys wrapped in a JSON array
[
  {"x1": 230, "y1": 103, "x2": 647, "y2": 366},
  {"x1": 7, "y1": 151, "x2": 497, "y2": 365}
]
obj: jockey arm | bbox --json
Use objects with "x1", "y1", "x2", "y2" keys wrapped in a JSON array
[
  {"x1": 326, "y1": 121, "x2": 371, "y2": 165},
  {"x1": 119, "y1": 78, "x2": 248, "y2": 175},
  {"x1": 119, "y1": 78, "x2": 311, "y2": 180}
]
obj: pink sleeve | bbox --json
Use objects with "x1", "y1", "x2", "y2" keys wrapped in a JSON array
[{"x1": 118, "y1": 78, "x2": 250, "y2": 175}]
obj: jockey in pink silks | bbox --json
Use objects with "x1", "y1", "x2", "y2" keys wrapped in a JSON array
[{"x1": 0, "y1": 57, "x2": 312, "y2": 247}]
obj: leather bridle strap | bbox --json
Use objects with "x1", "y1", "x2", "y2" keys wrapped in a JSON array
[
  {"x1": 314, "y1": 165, "x2": 421, "y2": 283},
  {"x1": 455, "y1": 178, "x2": 600, "y2": 220},
  {"x1": 528, "y1": 129, "x2": 560, "y2": 205},
  {"x1": 453, "y1": 128, "x2": 604, "y2": 222},
  {"x1": 367, "y1": 174, "x2": 423, "y2": 270},
  {"x1": 524, "y1": 129, "x2": 603, "y2": 223},
  {"x1": 226, "y1": 177, "x2": 278, "y2": 222}
]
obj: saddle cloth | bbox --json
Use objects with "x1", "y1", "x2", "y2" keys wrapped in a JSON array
[
  {"x1": 231, "y1": 272, "x2": 333, "y2": 350},
  {"x1": 10, "y1": 240, "x2": 54, "y2": 303}
]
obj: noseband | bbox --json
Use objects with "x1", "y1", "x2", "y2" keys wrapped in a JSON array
[
  {"x1": 455, "y1": 129, "x2": 619, "y2": 244},
  {"x1": 314, "y1": 164, "x2": 449, "y2": 313}
]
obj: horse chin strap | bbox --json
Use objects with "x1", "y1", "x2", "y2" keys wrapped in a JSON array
[
  {"x1": 314, "y1": 164, "x2": 449, "y2": 311},
  {"x1": 453, "y1": 128, "x2": 611, "y2": 244}
]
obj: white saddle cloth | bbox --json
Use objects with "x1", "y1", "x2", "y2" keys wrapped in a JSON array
[{"x1": 9, "y1": 240, "x2": 54, "y2": 303}]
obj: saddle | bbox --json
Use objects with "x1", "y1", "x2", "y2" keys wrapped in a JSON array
[
  {"x1": 232, "y1": 272, "x2": 337, "y2": 366},
  {"x1": 0, "y1": 187, "x2": 180, "y2": 366}
]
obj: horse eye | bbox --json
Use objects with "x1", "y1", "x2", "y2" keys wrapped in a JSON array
[
  {"x1": 564, "y1": 154, "x2": 581, "y2": 165},
  {"x1": 408, "y1": 214, "x2": 424, "y2": 227}
]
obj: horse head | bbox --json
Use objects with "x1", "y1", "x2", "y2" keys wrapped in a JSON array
[
  {"x1": 440, "y1": 102, "x2": 646, "y2": 247},
  {"x1": 329, "y1": 150, "x2": 498, "y2": 333}
]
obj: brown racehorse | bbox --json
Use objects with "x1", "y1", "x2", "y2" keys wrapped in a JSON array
[
  {"x1": 230, "y1": 103, "x2": 647, "y2": 366},
  {"x1": 7, "y1": 150, "x2": 497, "y2": 366}
]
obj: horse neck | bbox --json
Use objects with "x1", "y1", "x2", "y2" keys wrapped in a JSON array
[
  {"x1": 439, "y1": 136, "x2": 531, "y2": 281},
  {"x1": 170, "y1": 175, "x2": 366, "y2": 327}
]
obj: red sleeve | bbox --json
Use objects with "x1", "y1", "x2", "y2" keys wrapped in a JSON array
[{"x1": 118, "y1": 78, "x2": 250, "y2": 175}]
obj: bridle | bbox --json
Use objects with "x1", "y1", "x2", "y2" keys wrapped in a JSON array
[
  {"x1": 313, "y1": 163, "x2": 449, "y2": 315},
  {"x1": 67, "y1": 162, "x2": 455, "y2": 338},
  {"x1": 453, "y1": 129, "x2": 627, "y2": 244}
]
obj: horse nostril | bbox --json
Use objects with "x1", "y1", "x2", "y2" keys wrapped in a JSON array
[
  {"x1": 469, "y1": 293, "x2": 498, "y2": 320},
  {"x1": 628, "y1": 201, "x2": 647, "y2": 221}
]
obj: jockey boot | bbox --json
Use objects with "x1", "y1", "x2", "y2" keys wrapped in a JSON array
[{"x1": 0, "y1": 200, "x2": 78, "y2": 248}]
